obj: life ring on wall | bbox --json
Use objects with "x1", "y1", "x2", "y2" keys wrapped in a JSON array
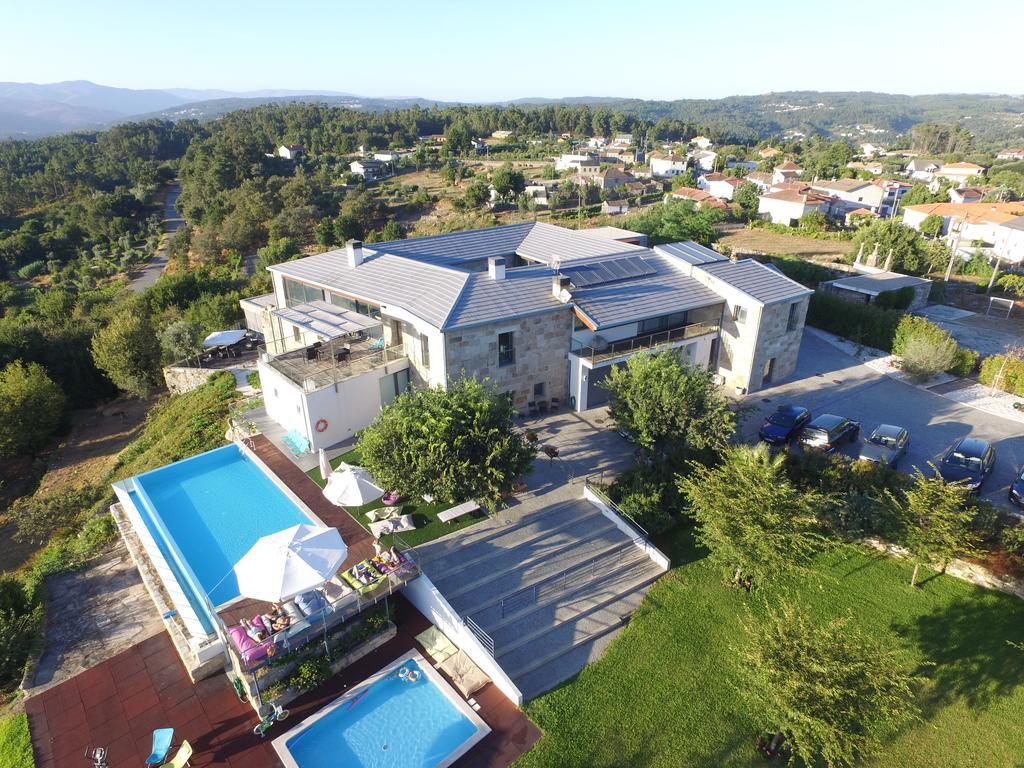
[{"x1": 315, "y1": 418, "x2": 329, "y2": 433}]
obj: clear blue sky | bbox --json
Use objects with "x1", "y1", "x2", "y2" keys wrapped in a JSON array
[{"x1": 4, "y1": 0, "x2": 1021, "y2": 100}]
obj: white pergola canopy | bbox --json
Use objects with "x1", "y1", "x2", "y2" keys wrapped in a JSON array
[
  {"x1": 323, "y1": 463, "x2": 385, "y2": 507},
  {"x1": 233, "y1": 524, "x2": 347, "y2": 603},
  {"x1": 272, "y1": 300, "x2": 381, "y2": 341},
  {"x1": 203, "y1": 329, "x2": 248, "y2": 348}
]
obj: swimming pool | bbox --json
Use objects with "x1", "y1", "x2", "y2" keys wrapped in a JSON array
[
  {"x1": 273, "y1": 651, "x2": 490, "y2": 768},
  {"x1": 116, "y1": 443, "x2": 319, "y2": 632}
]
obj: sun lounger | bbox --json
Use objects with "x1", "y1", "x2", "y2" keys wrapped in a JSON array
[
  {"x1": 365, "y1": 507, "x2": 399, "y2": 523},
  {"x1": 440, "y1": 650, "x2": 491, "y2": 697},
  {"x1": 159, "y1": 741, "x2": 192, "y2": 768},
  {"x1": 227, "y1": 625, "x2": 276, "y2": 664},
  {"x1": 415, "y1": 626, "x2": 458, "y2": 665},
  {"x1": 145, "y1": 728, "x2": 174, "y2": 766},
  {"x1": 368, "y1": 514, "x2": 415, "y2": 537},
  {"x1": 341, "y1": 561, "x2": 386, "y2": 592},
  {"x1": 322, "y1": 575, "x2": 354, "y2": 605},
  {"x1": 438, "y1": 501, "x2": 480, "y2": 524}
]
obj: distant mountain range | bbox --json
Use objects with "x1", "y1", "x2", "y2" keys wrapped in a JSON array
[{"x1": 1, "y1": 81, "x2": 1022, "y2": 149}]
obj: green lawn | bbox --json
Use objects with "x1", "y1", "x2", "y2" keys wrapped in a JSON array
[
  {"x1": 517, "y1": 528, "x2": 1024, "y2": 768},
  {"x1": 0, "y1": 714, "x2": 33, "y2": 768},
  {"x1": 305, "y1": 448, "x2": 486, "y2": 547}
]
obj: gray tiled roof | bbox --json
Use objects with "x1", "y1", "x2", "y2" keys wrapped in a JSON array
[
  {"x1": 697, "y1": 259, "x2": 812, "y2": 305},
  {"x1": 445, "y1": 266, "x2": 565, "y2": 330},
  {"x1": 826, "y1": 271, "x2": 931, "y2": 295},
  {"x1": 367, "y1": 223, "x2": 534, "y2": 267},
  {"x1": 654, "y1": 241, "x2": 727, "y2": 265},
  {"x1": 516, "y1": 223, "x2": 646, "y2": 264},
  {"x1": 1004, "y1": 215, "x2": 1024, "y2": 232},
  {"x1": 572, "y1": 254, "x2": 723, "y2": 329},
  {"x1": 268, "y1": 251, "x2": 469, "y2": 328}
]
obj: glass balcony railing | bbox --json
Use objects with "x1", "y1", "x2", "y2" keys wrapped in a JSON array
[{"x1": 570, "y1": 321, "x2": 719, "y2": 363}]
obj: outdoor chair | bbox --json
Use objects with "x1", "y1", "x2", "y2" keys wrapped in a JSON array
[
  {"x1": 550, "y1": 396, "x2": 560, "y2": 411},
  {"x1": 527, "y1": 401, "x2": 538, "y2": 417},
  {"x1": 159, "y1": 740, "x2": 192, "y2": 768},
  {"x1": 145, "y1": 728, "x2": 174, "y2": 766}
]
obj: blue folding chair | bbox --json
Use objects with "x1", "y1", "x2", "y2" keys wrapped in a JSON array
[{"x1": 145, "y1": 728, "x2": 174, "y2": 766}]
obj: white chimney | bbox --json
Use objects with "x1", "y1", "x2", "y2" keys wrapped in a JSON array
[
  {"x1": 346, "y1": 239, "x2": 363, "y2": 268},
  {"x1": 552, "y1": 274, "x2": 571, "y2": 300},
  {"x1": 488, "y1": 256, "x2": 506, "y2": 281}
]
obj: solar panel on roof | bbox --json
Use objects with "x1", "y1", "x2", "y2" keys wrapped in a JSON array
[{"x1": 563, "y1": 255, "x2": 655, "y2": 288}]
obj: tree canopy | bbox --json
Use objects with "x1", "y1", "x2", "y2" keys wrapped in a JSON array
[
  {"x1": 357, "y1": 377, "x2": 536, "y2": 511},
  {"x1": 740, "y1": 600, "x2": 921, "y2": 768},
  {"x1": 0, "y1": 360, "x2": 65, "y2": 457},
  {"x1": 678, "y1": 444, "x2": 831, "y2": 585},
  {"x1": 90, "y1": 305, "x2": 162, "y2": 397},
  {"x1": 602, "y1": 351, "x2": 735, "y2": 457}
]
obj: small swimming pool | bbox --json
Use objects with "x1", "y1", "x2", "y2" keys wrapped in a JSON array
[
  {"x1": 117, "y1": 443, "x2": 318, "y2": 632},
  {"x1": 274, "y1": 651, "x2": 490, "y2": 768}
]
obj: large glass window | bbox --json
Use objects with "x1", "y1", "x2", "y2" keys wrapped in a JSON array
[
  {"x1": 498, "y1": 332, "x2": 515, "y2": 366},
  {"x1": 787, "y1": 301, "x2": 801, "y2": 332},
  {"x1": 328, "y1": 293, "x2": 381, "y2": 319},
  {"x1": 638, "y1": 311, "x2": 688, "y2": 334},
  {"x1": 283, "y1": 278, "x2": 324, "y2": 306},
  {"x1": 420, "y1": 333, "x2": 430, "y2": 367}
]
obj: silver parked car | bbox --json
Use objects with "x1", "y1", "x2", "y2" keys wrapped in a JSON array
[{"x1": 858, "y1": 424, "x2": 909, "y2": 469}]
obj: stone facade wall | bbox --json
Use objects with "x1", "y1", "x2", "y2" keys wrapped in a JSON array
[
  {"x1": 444, "y1": 309, "x2": 573, "y2": 408},
  {"x1": 748, "y1": 297, "x2": 809, "y2": 391},
  {"x1": 163, "y1": 365, "x2": 221, "y2": 395}
]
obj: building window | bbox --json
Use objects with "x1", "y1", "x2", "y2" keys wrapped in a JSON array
[
  {"x1": 732, "y1": 305, "x2": 748, "y2": 324},
  {"x1": 292, "y1": 324, "x2": 301, "y2": 342},
  {"x1": 283, "y1": 278, "x2": 324, "y2": 306},
  {"x1": 328, "y1": 293, "x2": 380, "y2": 319},
  {"x1": 787, "y1": 301, "x2": 801, "y2": 332},
  {"x1": 498, "y1": 332, "x2": 515, "y2": 366},
  {"x1": 420, "y1": 333, "x2": 430, "y2": 367},
  {"x1": 639, "y1": 311, "x2": 688, "y2": 334},
  {"x1": 533, "y1": 382, "x2": 545, "y2": 397}
]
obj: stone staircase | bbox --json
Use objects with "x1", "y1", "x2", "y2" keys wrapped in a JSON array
[{"x1": 418, "y1": 497, "x2": 666, "y2": 701}]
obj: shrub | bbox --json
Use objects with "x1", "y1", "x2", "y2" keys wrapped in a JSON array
[
  {"x1": 892, "y1": 315, "x2": 971, "y2": 380},
  {"x1": 995, "y1": 274, "x2": 1024, "y2": 297},
  {"x1": 291, "y1": 657, "x2": 330, "y2": 692},
  {"x1": 979, "y1": 353, "x2": 1024, "y2": 395},
  {"x1": 874, "y1": 286, "x2": 916, "y2": 311},
  {"x1": 765, "y1": 256, "x2": 836, "y2": 288},
  {"x1": 948, "y1": 347, "x2": 979, "y2": 378},
  {"x1": 13, "y1": 486, "x2": 106, "y2": 545},
  {"x1": 16, "y1": 260, "x2": 46, "y2": 280},
  {"x1": 806, "y1": 292, "x2": 901, "y2": 351},
  {"x1": 618, "y1": 487, "x2": 675, "y2": 534},
  {"x1": 246, "y1": 370, "x2": 261, "y2": 390},
  {"x1": 0, "y1": 360, "x2": 67, "y2": 457}
]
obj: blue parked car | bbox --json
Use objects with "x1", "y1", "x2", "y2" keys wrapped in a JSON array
[
  {"x1": 758, "y1": 405, "x2": 811, "y2": 445},
  {"x1": 1007, "y1": 468, "x2": 1024, "y2": 509},
  {"x1": 939, "y1": 437, "x2": 995, "y2": 493}
]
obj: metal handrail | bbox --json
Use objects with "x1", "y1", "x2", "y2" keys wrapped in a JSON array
[
  {"x1": 465, "y1": 616, "x2": 495, "y2": 656},
  {"x1": 570, "y1": 322, "x2": 719, "y2": 363},
  {"x1": 583, "y1": 476, "x2": 651, "y2": 539}
]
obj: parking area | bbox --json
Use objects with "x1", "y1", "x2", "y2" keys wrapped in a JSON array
[{"x1": 739, "y1": 333, "x2": 1024, "y2": 510}]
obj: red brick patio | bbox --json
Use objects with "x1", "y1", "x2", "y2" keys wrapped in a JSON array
[{"x1": 26, "y1": 595, "x2": 540, "y2": 768}]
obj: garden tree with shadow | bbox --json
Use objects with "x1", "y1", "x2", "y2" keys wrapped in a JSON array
[
  {"x1": 601, "y1": 350, "x2": 735, "y2": 458},
  {"x1": 0, "y1": 360, "x2": 65, "y2": 458},
  {"x1": 491, "y1": 162, "x2": 526, "y2": 202},
  {"x1": 623, "y1": 198, "x2": 722, "y2": 246},
  {"x1": 678, "y1": 444, "x2": 832, "y2": 588},
  {"x1": 850, "y1": 218, "x2": 949, "y2": 275},
  {"x1": 90, "y1": 301, "x2": 162, "y2": 397},
  {"x1": 357, "y1": 377, "x2": 536, "y2": 511},
  {"x1": 739, "y1": 599, "x2": 921, "y2": 768},
  {"x1": 733, "y1": 181, "x2": 760, "y2": 217},
  {"x1": 886, "y1": 469, "x2": 981, "y2": 588}
]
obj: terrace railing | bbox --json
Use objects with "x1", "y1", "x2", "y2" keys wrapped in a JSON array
[
  {"x1": 465, "y1": 616, "x2": 495, "y2": 657},
  {"x1": 263, "y1": 339, "x2": 407, "y2": 392},
  {"x1": 569, "y1": 321, "x2": 719, "y2": 363}
]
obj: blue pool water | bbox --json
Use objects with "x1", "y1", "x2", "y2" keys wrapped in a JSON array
[
  {"x1": 132, "y1": 444, "x2": 314, "y2": 609},
  {"x1": 283, "y1": 659, "x2": 479, "y2": 768}
]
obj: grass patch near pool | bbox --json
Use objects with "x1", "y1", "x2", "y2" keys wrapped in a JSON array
[
  {"x1": 0, "y1": 714, "x2": 33, "y2": 768},
  {"x1": 305, "y1": 449, "x2": 486, "y2": 546},
  {"x1": 516, "y1": 527, "x2": 1024, "y2": 768}
]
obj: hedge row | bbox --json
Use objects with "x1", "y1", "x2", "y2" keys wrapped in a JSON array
[
  {"x1": 806, "y1": 292, "x2": 902, "y2": 351},
  {"x1": 979, "y1": 354, "x2": 1024, "y2": 396}
]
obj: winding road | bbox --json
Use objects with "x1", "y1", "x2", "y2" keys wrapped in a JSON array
[{"x1": 127, "y1": 181, "x2": 182, "y2": 292}]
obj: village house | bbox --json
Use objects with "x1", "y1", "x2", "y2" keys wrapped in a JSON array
[
  {"x1": 935, "y1": 162, "x2": 986, "y2": 186},
  {"x1": 699, "y1": 172, "x2": 745, "y2": 201},
  {"x1": 648, "y1": 153, "x2": 689, "y2": 178},
  {"x1": 691, "y1": 135, "x2": 713, "y2": 150},
  {"x1": 996, "y1": 148, "x2": 1024, "y2": 160},
  {"x1": 349, "y1": 158, "x2": 391, "y2": 181},
  {"x1": 771, "y1": 161, "x2": 803, "y2": 185},
  {"x1": 905, "y1": 158, "x2": 940, "y2": 182},
  {"x1": 277, "y1": 144, "x2": 304, "y2": 160},
  {"x1": 903, "y1": 201, "x2": 1024, "y2": 254},
  {"x1": 757, "y1": 187, "x2": 835, "y2": 225},
  {"x1": 689, "y1": 149, "x2": 718, "y2": 172},
  {"x1": 949, "y1": 186, "x2": 987, "y2": 204}
]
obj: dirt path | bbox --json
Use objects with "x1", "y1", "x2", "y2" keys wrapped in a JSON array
[{"x1": 36, "y1": 396, "x2": 157, "y2": 495}]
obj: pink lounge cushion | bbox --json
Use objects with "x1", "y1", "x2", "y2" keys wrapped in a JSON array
[{"x1": 228, "y1": 625, "x2": 273, "y2": 663}]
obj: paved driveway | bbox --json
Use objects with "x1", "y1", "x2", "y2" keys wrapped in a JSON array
[
  {"x1": 128, "y1": 181, "x2": 182, "y2": 292},
  {"x1": 740, "y1": 333, "x2": 1024, "y2": 510}
]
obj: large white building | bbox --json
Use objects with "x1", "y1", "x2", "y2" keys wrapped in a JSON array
[{"x1": 242, "y1": 223, "x2": 810, "y2": 450}]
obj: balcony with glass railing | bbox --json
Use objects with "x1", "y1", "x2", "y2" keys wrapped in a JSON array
[{"x1": 570, "y1": 320, "x2": 720, "y2": 363}]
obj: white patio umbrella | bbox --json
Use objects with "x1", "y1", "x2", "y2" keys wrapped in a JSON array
[
  {"x1": 322, "y1": 463, "x2": 384, "y2": 507},
  {"x1": 318, "y1": 448, "x2": 332, "y2": 483},
  {"x1": 233, "y1": 524, "x2": 347, "y2": 603}
]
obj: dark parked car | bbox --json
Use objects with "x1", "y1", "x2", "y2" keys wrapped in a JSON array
[
  {"x1": 1009, "y1": 468, "x2": 1024, "y2": 509},
  {"x1": 796, "y1": 414, "x2": 861, "y2": 453},
  {"x1": 858, "y1": 424, "x2": 909, "y2": 469},
  {"x1": 758, "y1": 405, "x2": 812, "y2": 445},
  {"x1": 939, "y1": 437, "x2": 996, "y2": 492}
]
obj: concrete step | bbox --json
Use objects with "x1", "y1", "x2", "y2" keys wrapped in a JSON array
[
  {"x1": 497, "y1": 575, "x2": 658, "y2": 690},
  {"x1": 514, "y1": 627, "x2": 621, "y2": 702},
  {"x1": 488, "y1": 553, "x2": 662, "y2": 652},
  {"x1": 450, "y1": 538, "x2": 635, "y2": 617},
  {"x1": 431, "y1": 520, "x2": 618, "y2": 600},
  {"x1": 420, "y1": 499, "x2": 604, "y2": 571}
]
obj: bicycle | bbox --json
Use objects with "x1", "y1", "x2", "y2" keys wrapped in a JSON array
[{"x1": 253, "y1": 702, "x2": 289, "y2": 737}]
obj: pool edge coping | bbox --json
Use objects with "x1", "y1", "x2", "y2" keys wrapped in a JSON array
[{"x1": 271, "y1": 648, "x2": 492, "y2": 768}]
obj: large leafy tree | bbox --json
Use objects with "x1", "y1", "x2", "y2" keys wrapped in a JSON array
[
  {"x1": 358, "y1": 377, "x2": 536, "y2": 510},
  {"x1": 740, "y1": 600, "x2": 920, "y2": 767},
  {"x1": 90, "y1": 305, "x2": 162, "y2": 397},
  {"x1": 678, "y1": 444, "x2": 830, "y2": 586},
  {"x1": 602, "y1": 351, "x2": 735, "y2": 456},
  {"x1": 888, "y1": 469, "x2": 980, "y2": 587},
  {"x1": 0, "y1": 360, "x2": 66, "y2": 457},
  {"x1": 491, "y1": 163, "x2": 526, "y2": 201},
  {"x1": 850, "y1": 219, "x2": 946, "y2": 275}
]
